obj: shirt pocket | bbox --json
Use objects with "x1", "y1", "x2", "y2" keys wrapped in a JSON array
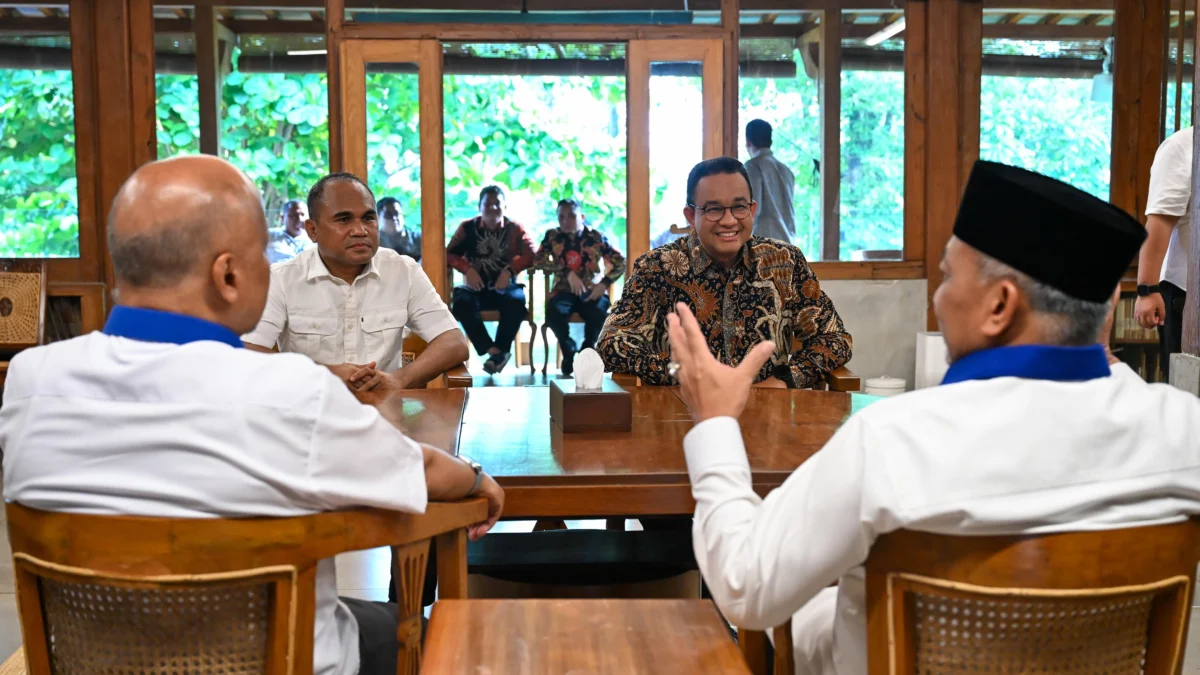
[
  {"x1": 286, "y1": 313, "x2": 340, "y2": 364},
  {"x1": 361, "y1": 309, "x2": 408, "y2": 370}
]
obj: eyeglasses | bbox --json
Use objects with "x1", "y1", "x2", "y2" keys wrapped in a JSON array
[{"x1": 689, "y1": 202, "x2": 754, "y2": 223}]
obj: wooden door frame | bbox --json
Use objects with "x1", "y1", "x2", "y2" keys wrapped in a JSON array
[
  {"x1": 337, "y1": 38, "x2": 448, "y2": 299},
  {"x1": 626, "y1": 38, "x2": 725, "y2": 266}
]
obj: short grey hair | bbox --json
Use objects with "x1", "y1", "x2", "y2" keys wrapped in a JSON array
[
  {"x1": 976, "y1": 253, "x2": 1112, "y2": 346},
  {"x1": 108, "y1": 220, "x2": 213, "y2": 288}
]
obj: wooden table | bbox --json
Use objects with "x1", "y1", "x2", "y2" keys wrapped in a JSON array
[
  {"x1": 365, "y1": 385, "x2": 867, "y2": 519},
  {"x1": 422, "y1": 599, "x2": 751, "y2": 674}
]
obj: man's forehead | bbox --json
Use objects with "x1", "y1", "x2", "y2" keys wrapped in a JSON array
[
  {"x1": 325, "y1": 181, "x2": 374, "y2": 209},
  {"x1": 694, "y1": 173, "x2": 751, "y2": 204}
]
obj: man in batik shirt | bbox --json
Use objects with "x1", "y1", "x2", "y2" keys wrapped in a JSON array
[
  {"x1": 447, "y1": 185, "x2": 536, "y2": 374},
  {"x1": 598, "y1": 157, "x2": 852, "y2": 388},
  {"x1": 533, "y1": 199, "x2": 627, "y2": 376}
]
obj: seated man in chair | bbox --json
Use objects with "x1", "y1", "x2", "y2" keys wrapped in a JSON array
[
  {"x1": 667, "y1": 160, "x2": 1200, "y2": 674},
  {"x1": 0, "y1": 155, "x2": 503, "y2": 675},
  {"x1": 244, "y1": 172, "x2": 469, "y2": 392},
  {"x1": 533, "y1": 198, "x2": 626, "y2": 376},
  {"x1": 598, "y1": 157, "x2": 852, "y2": 388},
  {"x1": 447, "y1": 185, "x2": 535, "y2": 375}
]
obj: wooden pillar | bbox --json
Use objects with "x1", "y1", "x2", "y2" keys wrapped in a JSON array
[
  {"x1": 1183, "y1": 11, "x2": 1200, "y2": 356},
  {"x1": 195, "y1": 4, "x2": 222, "y2": 156},
  {"x1": 326, "y1": 0, "x2": 344, "y2": 173},
  {"x1": 1111, "y1": 0, "x2": 1168, "y2": 223},
  {"x1": 819, "y1": 10, "x2": 841, "y2": 262},
  {"x1": 907, "y1": 0, "x2": 983, "y2": 330},
  {"x1": 67, "y1": 0, "x2": 156, "y2": 297},
  {"x1": 721, "y1": 0, "x2": 739, "y2": 157}
]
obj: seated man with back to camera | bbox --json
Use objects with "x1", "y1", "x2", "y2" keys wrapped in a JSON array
[
  {"x1": 533, "y1": 198, "x2": 626, "y2": 376},
  {"x1": 243, "y1": 172, "x2": 469, "y2": 392},
  {"x1": 0, "y1": 155, "x2": 504, "y2": 675},
  {"x1": 598, "y1": 156, "x2": 851, "y2": 388},
  {"x1": 667, "y1": 160, "x2": 1200, "y2": 674},
  {"x1": 447, "y1": 185, "x2": 536, "y2": 375}
]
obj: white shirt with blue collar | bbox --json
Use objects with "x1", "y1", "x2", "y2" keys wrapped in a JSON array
[
  {"x1": 683, "y1": 344, "x2": 1200, "y2": 675},
  {"x1": 0, "y1": 306, "x2": 428, "y2": 675}
]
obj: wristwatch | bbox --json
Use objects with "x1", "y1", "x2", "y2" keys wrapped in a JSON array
[
  {"x1": 459, "y1": 455, "x2": 484, "y2": 496},
  {"x1": 1137, "y1": 284, "x2": 1161, "y2": 297}
]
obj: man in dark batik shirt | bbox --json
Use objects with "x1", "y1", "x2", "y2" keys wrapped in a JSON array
[
  {"x1": 598, "y1": 157, "x2": 852, "y2": 388},
  {"x1": 376, "y1": 196, "x2": 422, "y2": 262},
  {"x1": 447, "y1": 185, "x2": 536, "y2": 374},
  {"x1": 533, "y1": 199, "x2": 627, "y2": 376}
]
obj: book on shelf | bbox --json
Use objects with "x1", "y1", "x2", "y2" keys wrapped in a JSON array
[{"x1": 1113, "y1": 297, "x2": 1160, "y2": 343}]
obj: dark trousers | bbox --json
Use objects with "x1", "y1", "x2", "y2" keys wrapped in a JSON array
[
  {"x1": 1159, "y1": 280, "x2": 1187, "y2": 381},
  {"x1": 451, "y1": 285, "x2": 527, "y2": 356},
  {"x1": 544, "y1": 292, "x2": 610, "y2": 357},
  {"x1": 341, "y1": 596, "x2": 400, "y2": 675}
]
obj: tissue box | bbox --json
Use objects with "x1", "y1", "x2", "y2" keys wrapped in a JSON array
[{"x1": 549, "y1": 378, "x2": 632, "y2": 433}]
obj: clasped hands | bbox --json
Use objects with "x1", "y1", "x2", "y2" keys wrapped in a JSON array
[
  {"x1": 666, "y1": 302, "x2": 776, "y2": 423},
  {"x1": 328, "y1": 361, "x2": 404, "y2": 392}
]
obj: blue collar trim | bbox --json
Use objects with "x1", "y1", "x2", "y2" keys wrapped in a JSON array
[
  {"x1": 941, "y1": 344, "x2": 1110, "y2": 385},
  {"x1": 102, "y1": 306, "x2": 243, "y2": 348}
]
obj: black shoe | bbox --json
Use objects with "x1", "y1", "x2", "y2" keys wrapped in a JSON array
[
  {"x1": 483, "y1": 352, "x2": 511, "y2": 375},
  {"x1": 561, "y1": 353, "x2": 575, "y2": 377}
]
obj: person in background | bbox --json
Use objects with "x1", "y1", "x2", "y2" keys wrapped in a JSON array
[
  {"x1": 744, "y1": 119, "x2": 797, "y2": 244},
  {"x1": 0, "y1": 155, "x2": 503, "y2": 675},
  {"x1": 533, "y1": 199, "x2": 626, "y2": 376},
  {"x1": 377, "y1": 196, "x2": 422, "y2": 262},
  {"x1": 1134, "y1": 126, "x2": 1192, "y2": 381},
  {"x1": 668, "y1": 160, "x2": 1200, "y2": 674},
  {"x1": 598, "y1": 157, "x2": 851, "y2": 389},
  {"x1": 447, "y1": 185, "x2": 535, "y2": 375},
  {"x1": 267, "y1": 199, "x2": 313, "y2": 263},
  {"x1": 244, "y1": 173, "x2": 469, "y2": 393}
]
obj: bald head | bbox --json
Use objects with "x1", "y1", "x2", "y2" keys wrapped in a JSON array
[{"x1": 108, "y1": 155, "x2": 265, "y2": 289}]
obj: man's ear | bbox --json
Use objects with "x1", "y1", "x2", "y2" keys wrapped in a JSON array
[
  {"x1": 683, "y1": 206, "x2": 697, "y2": 229},
  {"x1": 980, "y1": 278, "x2": 1022, "y2": 339},
  {"x1": 210, "y1": 251, "x2": 238, "y2": 304},
  {"x1": 304, "y1": 219, "x2": 317, "y2": 241}
]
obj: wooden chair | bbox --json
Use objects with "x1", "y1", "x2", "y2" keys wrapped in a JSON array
[
  {"x1": 401, "y1": 333, "x2": 471, "y2": 388},
  {"x1": 0, "y1": 260, "x2": 47, "y2": 388},
  {"x1": 740, "y1": 520, "x2": 1200, "y2": 675},
  {"x1": 6, "y1": 498, "x2": 487, "y2": 675},
  {"x1": 446, "y1": 268, "x2": 537, "y2": 373},
  {"x1": 538, "y1": 269, "x2": 615, "y2": 374}
]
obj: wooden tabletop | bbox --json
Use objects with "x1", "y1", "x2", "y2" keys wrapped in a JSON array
[
  {"x1": 367, "y1": 384, "x2": 865, "y2": 518},
  {"x1": 422, "y1": 599, "x2": 751, "y2": 675}
]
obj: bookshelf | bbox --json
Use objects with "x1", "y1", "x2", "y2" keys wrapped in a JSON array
[{"x1": 1112, "y1": 284, "x2": 1163, "y2": 382}]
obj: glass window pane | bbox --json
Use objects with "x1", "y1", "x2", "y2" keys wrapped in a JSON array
[
  {"x1": 979, "y1": 37, "x2": 1113, "y2": 201},
  {"x1": 1164, "y1": 38, "x2": 1193, "y2": 138},
  {"x1": 0, "y1": 26, "x2": 79, "y2": 257},
  {"x1": 367, "y1": 66, "x2": 421, "y2": 259},
  {"x1": 841, "y1": 31, "x2": 905, "y2": 262},
  {"x1": 649, "y1": 61, "x2": 702, "y2": 251},
  {"x1": 739, "y1": 38, "x2": 822, "y2": 257},
  {"x1": 156, "y1": 27, "x2": 200, "y2": 158}
]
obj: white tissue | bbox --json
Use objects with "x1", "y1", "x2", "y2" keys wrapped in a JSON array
[
  {"x1": 574, "y1": 348, "x2": 606, "y2": 390},
  {"x1": 915, "y1": 331, "x2": 950, "y2": 390}
]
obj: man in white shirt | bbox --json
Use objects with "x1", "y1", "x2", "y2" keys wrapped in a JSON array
[
  {"x1": 1135, "y1": 126, "x2": 1192, "y2": 381},
  {"x1": 266, "y1": 199, "x2": 314, "y2": 263},
  {"x1": 667, "y1": 161, "x2": 1200, "y2": 674},
  {"x1": 244, "y1": 173, "x2": 469, "y2": 392},
  {"x1": 0, "y1": 155, "x2": 504, "y2": 675},
  {"x1": 744, "y1": 119, "x2": 796, "y2": 244}
]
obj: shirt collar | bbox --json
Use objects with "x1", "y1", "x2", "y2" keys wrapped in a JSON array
[
  {"x1": 687, "y1": 234, "x2": 753, "y2": 275},
  {"x1": 305, "y1": 248, "x2": 380, "y2": 283},
  {"x1": 941, "y1": 344, "x2": 1111, "y2": 386},
  {"x1": 103, "y1": 306, "x2": 243, "y2": 348}
]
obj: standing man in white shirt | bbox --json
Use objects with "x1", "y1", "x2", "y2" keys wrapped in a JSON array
[
  {"x1": 244, "y1": 173, "x2": 469, "y2": 392},
  {"x1": 744, "y1": 119, "x2": 797, "y2": 244},
  {"x1": 0, "y1": 155, "x2": 504, "y2": 675},
  {"x1": 266, "y1": 199, "x2": 314, "y2": 263},
  {"x1": 667, "y1": 161, "x2": 1200, "y2": 674},
  {"x1": 1135, "y1": 126, "x2": 1192, "y2": 381}
]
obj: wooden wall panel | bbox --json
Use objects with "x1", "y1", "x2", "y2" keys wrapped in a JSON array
[
  {"x1": 1112, "y1": 0, "x2": 1168, "y2": 223},
  {"x1": 820, "y1": 10, "x2": 841, "y2": 262},
  {"x1": 902, "y1": 0, "x2": 927, "y2": 269},
  {"x1": 195, "y1": 4, "x2": 222, "y2": 156},
  {"x1": 626, "y1": 41, "x2": 651, "y2": 266},
  {"x1": 721, "y1": 0, "x2": 739, "y2": 157},
  {"x1": 1184, "y1": 11, "x2": 1200, "y2": 356},
  {"x1": 326, "y1": 0, "x2": 344, "y2": 172}
]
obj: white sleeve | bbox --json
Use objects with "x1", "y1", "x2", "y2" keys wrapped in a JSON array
[
  {"x1": 405, "y1": 261, "x2": 461, "y2": 344},
  {"x1": 242, "y1": 269, "x2": 287, "y2": 349},
  {"x1": 1146, "y1": 132, "x2": 1192, "y2": 219},
  {"x1": 685, "y1": 415, "x2": 881, "y2": 631},
  {"x1": 306, "y1": 371, "x2": 428, "y2": 513}
]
